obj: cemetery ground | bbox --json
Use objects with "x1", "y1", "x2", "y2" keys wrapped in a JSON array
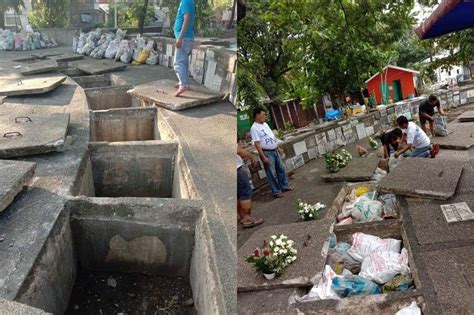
[
  {"x1": 237, "y1": 103, "x2": 474, "y2": 314},
  {"x1": 0, "y1": 45, "x2": 236, "y2": 314}
]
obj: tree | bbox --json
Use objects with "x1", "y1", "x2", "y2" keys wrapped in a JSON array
[
  {"x1": 137, "y1": 0, "x2": 150, "y2": 33},
  {"x1": 0, "y1": 0, "x2": 24, "y2": 29},
  {"x1": 28, "y1": 0, "x2": 70, "y2": 29},
  {"x1": 238, "y1": 0, "x2": 416, "y2": 110}
]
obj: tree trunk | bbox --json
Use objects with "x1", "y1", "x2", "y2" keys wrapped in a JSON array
[
  {"x1": 138, "y1": 0, "x2": 149, "y2": 34},
  {"x1": 226, "y1": 0, "x2": 236, "y2": 29},
  {"x1": 237, "y1": 0, "x2": 246, "y2": 22}
]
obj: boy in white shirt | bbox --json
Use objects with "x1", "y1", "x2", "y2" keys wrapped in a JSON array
[
  {"x1": 395, "y1": 115, "x2": 439, "y2": 158},
  {"x1": 250, "y1": 108, "x2": 294, "y2": 198}
]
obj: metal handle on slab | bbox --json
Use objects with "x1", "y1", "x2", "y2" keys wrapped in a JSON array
[
  {"x1": 15, "y1": 116, "x2": 32, "y2": 123},
  {"x1": 3, "y1": 132, "x2": 22, "y2": 138}
]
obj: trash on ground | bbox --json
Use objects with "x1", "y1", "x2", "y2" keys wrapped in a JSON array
[
  {"x1": 434, "y1": 115, "x2": 449, "y2": 137},
  {"x1": 395, "y1": 301, "x2": 421, "y2": 315}
]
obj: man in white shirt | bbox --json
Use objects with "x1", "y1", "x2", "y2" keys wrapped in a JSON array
[
  {"x1": 237, "y1": 146, "x2": 264, "y2": 228},
  {"x1": 395, "y1": 115, "x2": 439, "y2": 158},
  {"x1": 250, "y1": 108, "x2": 294, "y2": 198}
]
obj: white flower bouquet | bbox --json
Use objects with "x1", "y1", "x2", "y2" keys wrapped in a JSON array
[{"x1": 297, "y1": 199, "x2": 326, "y2": 221}]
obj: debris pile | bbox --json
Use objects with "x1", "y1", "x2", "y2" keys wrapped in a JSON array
[{"x1": 0, "y1": 26, "x2": 57, "y2": 51}]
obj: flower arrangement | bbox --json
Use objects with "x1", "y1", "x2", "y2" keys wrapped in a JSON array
[
  {"x1": 297, "y1": 199, "x2": 326, "y2": 221},
  {"x1": 246, "y1": 234, "x2": 298, "y2": 277},
  {"x1": 324, "y1": 149, "x2": 353, "y2": 173},
  {"x1": 368, "y1": 137, "x2": 378, "y2": 149}
]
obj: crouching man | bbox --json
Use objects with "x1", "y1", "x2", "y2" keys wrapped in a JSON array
[{"x1": 395, "y1": 115, "x2": 439, "y2": 158}]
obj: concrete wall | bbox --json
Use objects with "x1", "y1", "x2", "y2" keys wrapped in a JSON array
[
  {"x1": 88, "y1": 141, "x2": 178, "y2": 198},
  {"x1": 90, "y1": 107, "x2": 159, "y2": 142},
  {"x1": 247, "y1": 85, "x2": 474, "y2": 190},
  {"x1": 84, "y1": 85, "x2": 134, "y2": 110},
  {"x1": 67, "y1": 198, "x2": 200, "y2": 277},
  {"x1": 15, "y1": 210, "x2": 76, "y2": 315}
]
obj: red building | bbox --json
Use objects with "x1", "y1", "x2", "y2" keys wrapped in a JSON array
[{"x1": 365, "y1": 65, "x2": 419, "y2": 104}]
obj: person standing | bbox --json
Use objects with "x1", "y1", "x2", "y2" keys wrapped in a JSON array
[
  {"x1": 173, "y1": 0, "x2": 195, "y2": 97},
  {"x1": 237, "y1": 146, "x2": 264, "y2": 228},
  {"x1": 419, "y1": 94, "x2": 445, "y2": 136},
  {"x1": 250, "y1": 108, "x2": 294, "y2": 198}
]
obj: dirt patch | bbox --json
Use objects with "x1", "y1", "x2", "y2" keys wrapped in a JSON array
[{"x1": 65, "y1": 269, "x2": 195, "y2": 315}]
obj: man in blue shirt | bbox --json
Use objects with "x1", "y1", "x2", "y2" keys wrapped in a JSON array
[{"x1": 173, "y1": 0, "x2": 195, "y2": 97}]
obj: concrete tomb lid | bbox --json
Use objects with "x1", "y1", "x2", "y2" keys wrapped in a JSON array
[
  {"x1": 0, "y1": 76, "x2": 66, "y2": 97},
  {"x1": 433, "y1": 122, "x2": 474, "y2": 150},
  {"x1": 127, "y1": 79, "x2": 225, "y2": 111},
  {"x1": 0, "y1": 160, "x2": 36, "y2": 213},
  {"x1": 378, "y1": 158, "x2": 464, "y2": 200},
  {"x1": 70, "y1": 59, "x2": 127, "y2": 75},
  {"x1": 0, "y1": 113, "x2": 70, "y2": 158},
  {"x1": 237, "y1": 219, "x2": 333, "y2": 292},
  {"x1": 20, "y1": 59, "x2": 59, "y2": 75},
  {"x1": 458, "y1": 110, "x2": 474, "y2": 122},
  {"x1": 321, "y1": 157, "x2": 380, "y2": 182}
]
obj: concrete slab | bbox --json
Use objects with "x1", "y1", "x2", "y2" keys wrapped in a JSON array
[
  {"x1": 405, "y1": 167, "x2": 474, "y2": 246},
  {"x1": 0, "y1": 113, "x2": 70, "y2": 158},
  {"x1": 20, "y1": 60, "x2": 59, "y2": 75},
  {"x1": 127, "y1": 79, "x2": 224, "y2": 111},
  {"x1": 50, "y1": 53, "x2": 83, "y2": 62},
  {"x1": 433, "y1": 122, "x2": 474, "y2": 150},
  {"x1": 0, "y1": 76, "x2": 66, "y2": 97},
  {"x1": 0, "y1": 160, "x2": 36, "y2": 213},
  {"x1": 237, "y1": 219, "x2": 333, "y2": 292},
  {"x1": 420, "y1": 246, "x2": 474, "y2": 314},
  {"x1": 71, "y1": 59, "x2": 127, "y2": 75},
  {"x1": 458, "y1": 110, "x2": 474, "y2": 122},
  {"x1": 0, "y1": 298, "x2": 51, "y2": 314},
  {"x1": 320, "y1": 157, "x2": 379, "y2": 182},
  {"x1": 378, "y1": 159, "x2": 464, "y2": 200},
  {"x1": 31, "y1": 52, "x2": 62, "y2": 59}
]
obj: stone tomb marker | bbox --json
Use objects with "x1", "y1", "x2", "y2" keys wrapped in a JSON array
[
  {"x1": 0, "y1": 113, "x2": 70, "y2": 158},
  {"x1": 0, "y1": 160, "x2": 36, "y2": 213},
  {"x1": 127, "y1": 79, "x2": 225, "y2": 111},
  {"x1": 320, "y1": 157, "x2": 380, "y2": 182},
  {"x1": 378, "y1": 159, "x2": 464, "y2": 200},
  {"x1": 0, "y1": 76, "x2": 66, "y2": 97},
  {"x1": 237, "y1": 219, "x2": 333, "y2": 292}
]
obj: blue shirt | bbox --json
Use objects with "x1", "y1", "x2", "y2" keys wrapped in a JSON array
[{"x1": 174, "y1": 0, "x2": 195, "y2": 39}]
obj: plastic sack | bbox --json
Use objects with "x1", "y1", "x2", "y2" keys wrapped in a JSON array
[
  {"x1": 296, "y1": 265, "x2": 341, "y2": 301},
  {"x1": 331, "y1": 275, "x2": 381, "y2": 297},
  {"x1": 396, "y1": 301, "x2": 421, "y2": 315},
  {"x1": 115, "y1": 28, "x2": 127, "y2": 41},
  {"x1": 14, "y1": 33, "x2": 24, "y2": 50},
  {"x1": 347, "y1": 233, "x2": 401, "y2": 262},
  {"x1": 359, "y1": 250, "x2": 410, "y2": 284},
  {"x1": 434, "y1": 115, "x2": 448, "y2": 137},
  {"x1": 379, "y1": 194, "x2": 399, "y2": 218},
  {"x1": 25, "y1": 24, "x2": 34, "y2": 33},
  {"x1": 382, "y1": 274, "x2": 413, "y2": 293},
  {"x1": 351, "y1": 198, "x2": 383, "y2": 223},
  {"x1": 115, "y1": 39, "x2": 129, "y2": 61},
  {"x1": 335, "y1": 242, "x2": 351, "y2": 253},
  {"x1": 105, "y1": 39, "x2": 120, "y2": 59},
  {"x1": 371, "y1": 167, "x2": 387, "y2": 181},
  {"x1": 132, "y1": 48, "x2": 150, "y2": 64},
  {"x1": 76, "y1": 33, "x2": 86, "y2": 53},
  {"x1": 146, "y1": 49, "x2": 159, "y2": 65},
  {"x1": 327, "y1": 248, "x2": 361, "y2": 274}
]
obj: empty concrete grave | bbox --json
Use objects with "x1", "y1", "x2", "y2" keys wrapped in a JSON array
[
  {"x1": 90, "y1": 107, "x2": 160, "y2": 142},
  {"x1": 73, "y1": 141, "x2": 184, "y2": 198},
  {"x1": 15, "y1": 198, "x2": 203, "y2": 314},
  {"x1": 72, "y1": 74, "x2": 128, "y2": 89},
  {"x1": 84, "y1": 84, "x2": 136, "y2": 111}
]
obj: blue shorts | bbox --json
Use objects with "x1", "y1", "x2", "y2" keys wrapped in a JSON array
[{"x1": 237, "y1": 166, "x2": 252, "y2": 201}]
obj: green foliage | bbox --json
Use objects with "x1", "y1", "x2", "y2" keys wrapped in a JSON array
[
  {"x1": 284, "y1": 121, "x2": 295, "y2": 133},
  {"x1": 28, "y1": 0, "x2": 70, "y2": 28},
  {"x1": 107, "y1": 0, "x2": 154, "y2": 29},
  {"x1": 236, "y1": 64, "x2": 263, "y2": 111},
  {"x1": 238, "y1": 0, "x2": 416, "y2": 110}
]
